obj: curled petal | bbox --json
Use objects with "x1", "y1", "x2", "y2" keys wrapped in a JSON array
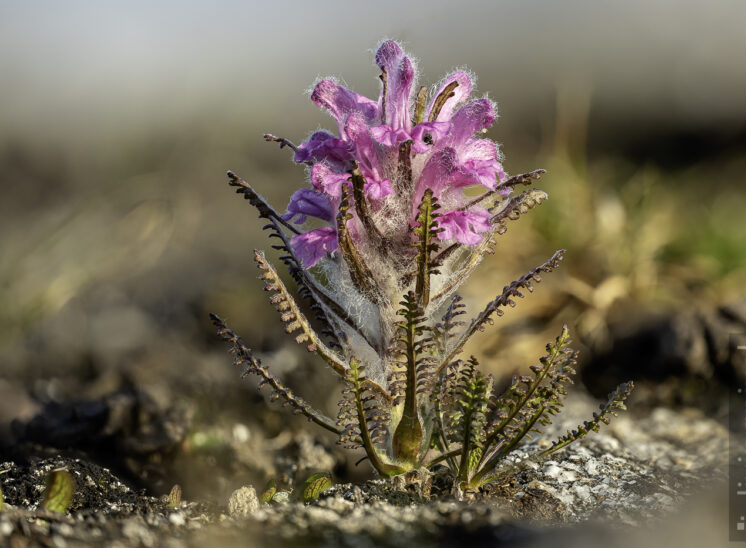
[
  {"x1": 294, "y1": 131, "x2": 354, "y2": 171},
  {"x1": 452, "y1": 139, "x2": 503, "y2": 190},
  {"x1": 311, "y1": 163, "x2": 350, "y2": 198},
  {"x1": 427, "y1": 71, "x2": 473, "y2": 122},
  {"x1": 415, "y1": 147, "x2": 460, "y2": 200},
  {"x1": 447, "y1": 98, "x2": 496, "y2": 147},
  {"x1": 375, "y1": 40, "x2": 415, "y2": 132},
  {"x1": 410, "y1": 121, "x2": 451, "y2": 154},
  {"x1": 311, "y1": 80, "x2": 379, "y2": 133},
  {"x1": 290, "y1": 227, "x2": 339, "y2": 268},
  {"x1": 370, "y1": 125, "x2": 411, "y2": 148},
  {"x1": 282, "y1": 188, "x2": 333, "y2": 224},
  {"x1": 345, "y1": 113, "x2": 388, "y2": 191},
  {"x1": 436, "y1": 208, "x2": 491, "y2": 245}
]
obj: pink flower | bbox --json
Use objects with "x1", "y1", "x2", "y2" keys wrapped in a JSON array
[
  {"x1": 290, "y1": 227, "x2": 339, "y2": 268},
  {"x1": 282, "y1": 188, "x2": 334, "y2": 224},
  {"x1": 436, "y1": 209, "x2": 491, "y2": 245},
  {"x1": 284, "y1": 39, "x2": 510, "y2": 268}
]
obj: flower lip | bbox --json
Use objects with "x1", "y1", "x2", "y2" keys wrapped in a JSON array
[
  {"x1": 294, "y1": 130, "x2": 354, "y2": 171},
  {"x1": 290, "y1": 226, "x2": 339, "y2": 268},
  {"x1": 311, "y1": 80, "x2": 379, "y2": 134},
  {"x1": 282, "y1": 188, "x2": 334, "y2": 224},
  {"x1": 436, "y1": 208, "x2": 491, "y2": 245}
]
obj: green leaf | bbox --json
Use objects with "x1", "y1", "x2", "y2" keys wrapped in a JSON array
[
  {"x1": 0, "y1": 481, "x2": 4, "y2": 512},
  {"x1": 336, "y1": 185, "x2": 385, "y2": 304},
  {"x1": 41, "y1": 469, "x2": 75, "y2": 514},
  {"x1": 302, "y1": 473, "x2": 333, "y2": 502},
  {"x1": 539, "y1": 381, "x2": 635, "y2": 457},
  {"x1": 412, "y1": 188, "x2": 441, "y2": 307},
  {"x1": 259, "y1": 479, "x2": 277, "y2": 503},
  {"x1": 168, "y1": 484, "x2": 182, "y2": 508}
]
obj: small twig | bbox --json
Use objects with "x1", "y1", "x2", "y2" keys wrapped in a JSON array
[
  {"x1": 226, "y1": 170, "x2": 301, "y2": 235},
  {"x1": 458, "y1": 169, "x2": 547, "y2": 212},
  {"x1": 263, "y1": 133, "x2": 300, "y2": 154}
]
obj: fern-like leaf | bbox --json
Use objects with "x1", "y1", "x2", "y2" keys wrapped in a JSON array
[
  {"x1": 488, "y1": 188, "x2": 549, "y2": 237},
  {"x1": 445, "y1": 357, "x2": 492, "y2": 481},
  {"x1": 469, "y1": 326, "x2": 577, "y2": 485},
  {"x1": 227, "y1": 170, "x2": 299, "y2": 234},
  {"x1": 539, "y1": 381, "x2": 635, "y2": 457},
  {"x1": 337, "y1": 359, "x2": 402, "y2": 476},
  {"x1": 485, "y1": 326, "x2": 575, "y2": 450},
  {"x1": 433, "y1": 294, "x2": 467, "y2": 356},
  {"x1": 391, "y1": 291, "x2": 434, "y2": 463},
  {"x1": 350, "y1": 166, "x2": 385, "y2": 250},
  {"x1": 412, "y1": 188, "x2": 442, "y2": 307},
  {"x1": 227, "y1": 170, "x2": 349, "y2": 349},
  {"x1": 254, "y1": 249, "x2": 348, "y2": 377},
  {"x1": 436, "y1": 250, "x2": 565, "y2": 375},
  {"x1": 336, "y1": 184, "x2": 386, "y2": 304},
  {"x1": 210, "y1": 313, "x2": 342, "y2": 435},
  {"x1": 459, "y1": 169, "x2": 547, "y2": 212},
  {"x1": 428, "y1": 189, "x2": 550, "y2": 305}
]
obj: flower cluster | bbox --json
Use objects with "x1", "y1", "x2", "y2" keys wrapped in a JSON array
[
  {"x1": 214, "y1": 39, "x2": 632, "y2": 490},
  {"x1": 285, "y1": 40, "x2": 507, "y2": 268}
]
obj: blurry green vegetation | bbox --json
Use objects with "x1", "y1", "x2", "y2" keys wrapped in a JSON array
[{"x1": 41, "y1": 469, "x2": 75, "y2": 514}]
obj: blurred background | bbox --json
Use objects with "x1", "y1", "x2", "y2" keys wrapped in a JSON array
[{"x1": 0, "y1": 0, "x2": 745, "y2": 503}]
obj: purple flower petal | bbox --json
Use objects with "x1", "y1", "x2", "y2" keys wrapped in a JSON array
[
  {"x1": 370, "y1": 125, "x2": 412, "y2": 148},
  {"x1": 446, "y1": 99, "x2": 495, "y2": 148},
  {"x1": 426, "y1": 71, "x2": 473, "y2": 122},
  {"x1": 365, "y1": 177, "x2": 393, "y2": 200},
  {"x1": 375, "y1": 40, "x2": 415, "y2": 132},
  {"x1": 282, "y1": 188, "x2": 334, "y2": 224},
  {"x1": 415, "y1": 147, "x2": 460, "y2": 199},
  {"x1": 310, "y1": 162, "x2": 350, "y2": 198},
  {"x1": 453, "y1": 139, "x2": 502, "y2": 190},
  {"x1": 410, "y1": 121, "x2": 451, "y2": 154},
  {"x1": 294, "y1": 131, "x2": 354, "y2": 171},
  {"x1": 290, "y1": 227, "x2": 339, "y2": 268},
  {"x1": 344, "y1": 113, "x2": 390, "y2": 198},
  {"x1": 311, "y1": 80, "x2": 379, "y2": 134},
  {"x1": 436, "y1": 208, "x2": 491, "y2": 245}
]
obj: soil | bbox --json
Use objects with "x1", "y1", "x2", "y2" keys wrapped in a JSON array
[
  {"x1": 0, "y1": 392, "x2": 729, "y2": 547},
  {"x1": 0, "y1": 298, "x2": 740, "y2": 547}
]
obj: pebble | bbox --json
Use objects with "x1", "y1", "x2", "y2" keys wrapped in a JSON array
[
  {"x1": 169, "y1": 512, "x2": 186, "y2": 526},
  {"x1": 0, "y1": 521, "x2": 14, "y2": 536},
  {"x1": 228, "y1": 486, "x2": 259, "y2": 517}
]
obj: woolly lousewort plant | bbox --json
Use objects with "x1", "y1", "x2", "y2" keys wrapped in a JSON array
[{"x1": 212, "y1": 40, "x2": 633, "y2": 489}]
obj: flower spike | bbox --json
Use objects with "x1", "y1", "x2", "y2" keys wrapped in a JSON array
[{"x1": 214, "y1": 39, "x2": 632, "y2": 486}]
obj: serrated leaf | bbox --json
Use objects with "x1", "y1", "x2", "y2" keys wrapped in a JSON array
[
  {"x1": 260, "y1": 479, "x2": 277, "y2": 503},
  {"x1": 412, "y1": 188, "x2": 441, "y2": 307},
  {"x1": 302, "y1": 473, "x2": 333, "y2": 502},
  {"x1": 41, "y1": 469, "x2": 75, "y2": 514},
  {"x1": 168, "y1": 484, "x2": 182, "y2": 508}
]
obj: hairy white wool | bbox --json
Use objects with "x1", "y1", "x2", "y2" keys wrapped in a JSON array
[{"x1": 316, "y1": 258, "x2": 383, "y2": 339}]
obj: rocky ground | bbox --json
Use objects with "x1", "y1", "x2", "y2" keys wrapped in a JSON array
[
  {"x1": 0, "y1": 392, "x2": 731, "y2": 548},
  {"x1": 1, "y1": 296, "x2": 743, "y2": 547}
]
